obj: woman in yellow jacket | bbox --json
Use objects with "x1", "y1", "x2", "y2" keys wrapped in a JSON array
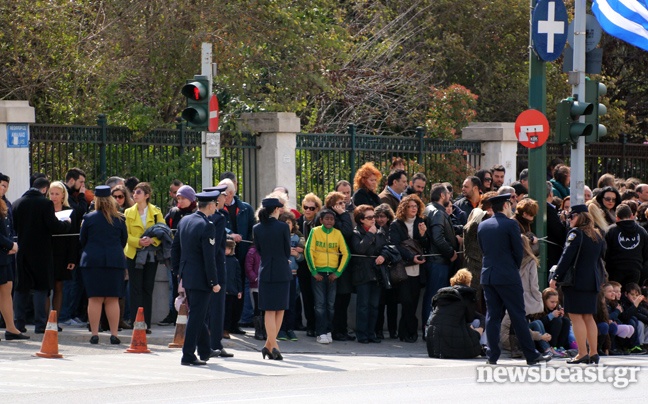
[{"x1": 124, "y1": 182, "x2": 164, "y2": 332}]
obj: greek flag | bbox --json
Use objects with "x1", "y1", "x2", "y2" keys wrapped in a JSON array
[{"x1": 592, "y1": 0, "x2": 648, "y2": 51}]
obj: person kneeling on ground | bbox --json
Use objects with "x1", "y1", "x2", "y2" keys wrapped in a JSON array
[{"x1": 426, "y1": 269, "x2": 484, "y2": 359}]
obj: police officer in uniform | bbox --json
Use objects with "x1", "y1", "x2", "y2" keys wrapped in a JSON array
[
  {"x1": 477, "y1": 194, "x2": 551, "y2": 365},
  {"x1": 205, "y1": 185, "x2": 235, "y2": 358},
  {"x1": 171, "y1": 190, "x2": 222, "y2": 366}
]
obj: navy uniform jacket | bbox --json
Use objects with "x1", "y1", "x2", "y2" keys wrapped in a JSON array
[
  {"x1": 208, "y1": 210, "x2": 228, "y2": 287},
  {"x1": 79, "y1": 211, "x2": 128, "y2": 268},
  {"x1": 554, "y1": 228, "x2": 605, "y2": 292},
  {"x1": 171, "y1": 211, "x2": 218, "y2": 291},
  {"x1": 0, "y1": 215, "x2": 14, "y2": 266},
  {"x1": 253, "y1": 218, "x2": 292, "y2": 283},
  {"x1": 477, "y1": 212, "x2": 524, "y2": 285}
]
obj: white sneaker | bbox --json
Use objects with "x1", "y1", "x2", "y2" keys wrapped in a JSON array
[
  {"x1": 326, "y1": 332, "x2": 332, "y2": 343},
  {"x1": 60, "y1": 318, "x2": 81, "y2": 327},
  {"x1": 73, "y1": 317, "x2": 87, "y2": 326},
  {"x1": 317, "y1": 334, "x2": 329, "y2": 344}
]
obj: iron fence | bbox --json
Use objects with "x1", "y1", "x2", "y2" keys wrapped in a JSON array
[{"x1": 29, "y1": 116, "x2": 258, "y2": 212}]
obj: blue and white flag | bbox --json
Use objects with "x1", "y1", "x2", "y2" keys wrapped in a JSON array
[{"x1": 592, "y1": 0, "x2": 648, "y2": 51}]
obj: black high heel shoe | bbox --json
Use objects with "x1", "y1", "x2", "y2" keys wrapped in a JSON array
[
  {"x1": 272, "y1": 348, "x2": 283, "y2": 360},
  {"x1": 589, "y1": 354, "x2": 600, "y2": 365},
  {"x1": 261, "y1": 347, "x2": 274, "y2": 360},
  {"x1": 566, "y1": 355, "x2": 590, "y2": 364}
]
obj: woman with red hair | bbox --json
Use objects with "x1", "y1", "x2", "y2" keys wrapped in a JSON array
[{"x1": 352, "y1": 162, "x2": 382, "y2": 208}]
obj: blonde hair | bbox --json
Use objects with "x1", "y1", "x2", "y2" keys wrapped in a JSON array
[
  {"x1": 586, "y1": 200, "x2": 610, "y2": 233},
  {"x1": 48, "y1": 181, "x2": 70, "y2": 208},
  {"x1": 95, "y1": 196, "x2": 124, "y2": 225},
  {"x1": 450, "y1": 269, "x2": 472, "y2": 286}
]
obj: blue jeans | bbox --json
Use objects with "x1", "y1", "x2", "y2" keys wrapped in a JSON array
[
  {"x1": 312, "y1": 274, "x2": 336, "y2": 336},
  {"x1": 241, "y1": 279, "x2": 254, "y2": 324},
  {"x1": 529, "y1": 320, "x2": 551, "y2": 351},
  {"x1": 355, "y1": 281, "x2": 381, "y2": 341},
  {"x1": 60, "y1": 267, "x2": 84, "y2": 322},
  {"x1": 422, "y1": 262, "x2": 450, "y2": 328}
]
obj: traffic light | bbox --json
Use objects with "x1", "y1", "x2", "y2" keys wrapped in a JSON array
[
  {"x1": 554, "y1": 96, "x2": 594, "y2": 146},
  {"x1": 181, "y1": 75, "x2": 210, "y2": 130},
  {"x1": 584, "y1": 78, "x2": 607, "y2": 143}
]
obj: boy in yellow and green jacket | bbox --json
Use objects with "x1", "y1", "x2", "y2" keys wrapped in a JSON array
[{"x1": 304, "y1": 209, "x2": 350, "y2": 344}]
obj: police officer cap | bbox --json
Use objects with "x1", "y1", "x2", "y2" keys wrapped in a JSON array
[
  {"x1": 262, "y1": 198, "x2": 284, "y2": 208},
  {"x1": 196, "y1": 190, "x2": 221, "y2": 202},
  {"x1": 489, "y1": 193, "x2": 512, "y2": 205},
  {"x1": 202, "y1": 184, "x2": 228, "y2": 194},
  {"x1": 95, "y1": 185, "x2": 111, "y2": 198},
  {"x1": 570, "y1": 204, "x2": 588, "y2": 214}
]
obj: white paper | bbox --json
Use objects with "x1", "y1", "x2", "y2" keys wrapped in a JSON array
[{"x1": 55, "y1": 210, "x2": 72, "y2": 221}]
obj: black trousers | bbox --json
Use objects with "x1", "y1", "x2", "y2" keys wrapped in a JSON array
[
  {"x1": 209, "y1": 288, "x2": 226, "y2": 350},
  {"x1": 224, "y1": 294, "x2": 238, "y2": 331},
  {"x1": 398, "y1": 275, "x2": 420, "y2": 339},
  {"x1": 297, "y1": 264, "x2": 315, "y2": 331},
  {"x1": 128, "y1": 258, "x2": 157, "y2": 328},
  {"x1": 183, "y1": 288, "x2": 212, "y2": 362},
  {"x1": 376, "y1": 287, "x2": 398, "y2": 335},
  {"x1": 333, "y1": 293, "x2": 351, "y2": 335}
]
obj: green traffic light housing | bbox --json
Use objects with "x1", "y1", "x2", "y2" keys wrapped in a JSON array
[
  {"x1": 181, "y1": 75, "x2": 210, "y2": 130},
  {"x1": 555, "y1": 96, "x2": 594, "y2": 146}
]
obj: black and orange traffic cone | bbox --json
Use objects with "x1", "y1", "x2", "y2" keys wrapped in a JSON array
[
  {"x1": 168, "y1": 302, "x2": 188, "y2": 348},
  {"x1": 33, "y1": 311, "x2": 63, "y2": 358},
  {"x1": 125, "y1": 307, "x2": 152, "y2": 353}
]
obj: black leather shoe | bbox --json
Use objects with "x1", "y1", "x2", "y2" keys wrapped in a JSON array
[
  {"x1": 527, "y1": 352, "x2": 553, "y2": 365},
  {"x1": 368, "y1": 337, "x2": 382, "y2": 343},
  {"x1": 110, "y1": 335, "x2": 121, "y2": 345},
  {"x1": 344, "y1": 333, "x2": 356, "y2": 341},
  {"x1": 181, "y1": 359, "x2": 207, "y2": 366},
  {"x1": 18, "y1": 326, "x2": 27, "y2": 333},
  {"x1": 5, "y1": 331, "x2": 30, "y2": 340},
  {"x1": 35, "y1": 329, "x2": 45, "y2": 334},
  {"x1": 229, "y1": 328, "x2": 246, "y2": 335},
  {"x1": 486, "y1": 359, "x2": 497, "y2": 365},
  {"x1": 199, "y1": 349, "x2": 222, "y2": 361},
  {"x1": 389, "y1": 331, "x2": 397, "y2": 339},
  {"x1": 332, "y1": 333, "x2": 347, "y2": 341},
  {"x1": 219, "y1": 349, "x2": 234, "y2": 358},
  {"x1": 357, "y1": 339, "x2": 369, "y2": 344},
  {"x1": 589, "y1": 354, "x2": 600, "y2": 365},
  {"x1": 89, "y1": 335, "x2": 99, "y2": 344},
  {"x1": 272, "y1": 348, "x2": 283, "y2": 360},
  {"x1": 306, "y1": 329, "x2": 316, "y2": 337},
  {"x1": 375, "y1": 331, "x2": 385, "y2": 340},
  {"x1": 566, "y1": 355, "x2": 590, "y2": 365}
]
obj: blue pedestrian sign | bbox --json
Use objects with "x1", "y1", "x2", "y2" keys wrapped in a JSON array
[
  {"x1": 532, "y1": 0, "x2": 569, "y2": 62},
  {"x1": 6, "y1": 124, "x2": 29, "y2": 148}
]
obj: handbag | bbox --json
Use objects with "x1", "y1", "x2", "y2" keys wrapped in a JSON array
[
  {"x1": 557, "y1": 233, "x2": 583, "y2": 287},
  {"x1": 398, "y1": 221, "x2": 424, "y2": 266},
  {"x1": 389, "y1": 261, "x2": 408, "y2": 284}
]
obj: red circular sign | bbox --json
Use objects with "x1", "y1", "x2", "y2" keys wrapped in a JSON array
[
  {"x1": 514, "y1": 109, "x2": 549, "y2": 149},
  {"x1": 208, "y1": 95, "x2": 219, "y2": 132}
]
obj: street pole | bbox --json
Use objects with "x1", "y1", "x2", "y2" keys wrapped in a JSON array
[
  {"x1": 569, "y1": 0, "x2": 586, "y2": 204},
  {"x1": 529, "y1": 0, "x2": 548, "y2": 287},
  {"x1": 201, "y1": 42, "x2": 214, "y2": 189}
]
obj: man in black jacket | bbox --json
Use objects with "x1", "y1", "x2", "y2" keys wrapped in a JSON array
[
  {"x1": 606, "y1": 204, "x2": 648, "y2": 286},
  {"x1": 455, "y1": 176, "x2": 482, "y2": 218},
  {"x1": 546, "y1": 182, "x2": 567, "y2": 269},
  {"x1": 422, "y1": 183, "x2": 459, "y2": 330}
]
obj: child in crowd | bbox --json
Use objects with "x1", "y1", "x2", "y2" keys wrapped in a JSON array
[
  {"x1": 594, "y1": 288, "x2": 618, "y2": 355},
  {"x1": 603, "y1": 282, "x2": 639, "y2": 354},
  {"x1": 537, "y1": 288, "x2": 571, "y2": 354},
  {"x1": 245, "y1": 245, "x2": 264, "y2": 340},
  {"x1": 619, "y1": 282, "x2": 648, "y2": 349},
  {"x1": 277, "y1": 212, "x2": 305, "y2": 341},
  {"x1": 305, "y1": 209, "x2": 350, "y2": 344},
  {"x1": 223, "y1": 240, "x2": 242, "y2": 339}
]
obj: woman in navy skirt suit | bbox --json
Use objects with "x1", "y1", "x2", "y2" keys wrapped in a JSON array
[
  {"x1": 80, "y1": 186, "x2": 128, "y2": 344},
  {"x1": 253, "y1": 198, "x2": 292, "y2": 360},
  {"x1": 550, "y1": 204, "x2": 605, "y2": 364}
]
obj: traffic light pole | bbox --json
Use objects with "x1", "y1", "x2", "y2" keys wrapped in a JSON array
[
  {"x1": 569, "y1": 0, "x2": 587, "y2": 204},
  {"x1": 201, "y1": 42, "x2": 214, "y2": 189},
  {"x1": 528, "y1": 0, "x2": 548, "y2": 288}
]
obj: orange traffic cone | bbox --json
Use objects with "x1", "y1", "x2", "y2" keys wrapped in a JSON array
[
  {"x1": 168, "y1": 302, "x2": 188, "y2": 348},
  {"x1": 34, "y1": 310, "x2": 63, "y2": 358},
  {"x1": 125, "y1": 307, "x2": 152, "y2": 353}
]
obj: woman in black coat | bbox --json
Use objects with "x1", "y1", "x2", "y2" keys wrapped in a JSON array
[
  {"x1": 351, "y1": 162, "x2": 382, "y2": 208},
  {"x1": 594, "y1": 186, "x2": 621, "y2": 226},
  {"x1": 351, "y1": 205, "x2": 389, "y2": 343},
  {"x1": 390, "y1": 194, "x2": 430, "y2": 342},
  {"x1": 0, "y1": 198, "x2": 29, "y2": 340},
  {"x1": 253, "y1": 198, "x2": 292, "y2": 360},
  {"x1": 80, "y1": 186, "x2": 128, "y2": 344},
  {"x1": 374, "y1": 203, "x2": 398, "y2": 339},
  {"x1": 550, "y1": 204, "x2": 606, "y2": 364}
]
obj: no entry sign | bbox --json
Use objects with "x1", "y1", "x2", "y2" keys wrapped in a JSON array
[
  {"x1": 208, "y1": 95, "x2": 219, "y2": 133},
  {"x1": 515, "y1": 109, "x2": 549, "y2": 149}
]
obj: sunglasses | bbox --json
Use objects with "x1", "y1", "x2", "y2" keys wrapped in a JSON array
[
  {"x1": 112, "y1": 194, "x2": 125, "y2": 199},
  {"x1": 566, "y1": 212, "x2": 579, "y2": 220},
  {"x1": 335, "y1": 201, "x2": 345, "y2": 206},
  {"x1": 134, "y1": 189, "x2": 145, "y2": 195},
  {"x1": 303, "y1": 206, "x2": 317, "y2": 211},
  {"x1": 363, "y1": 215, "x2": 375, "y2": 220},
  {"x1": 484, "y1": 178, "x2": 492, "y2": 181},
  {"x1": 603, "y1": 197, "x2": 616, "y2": 202}
]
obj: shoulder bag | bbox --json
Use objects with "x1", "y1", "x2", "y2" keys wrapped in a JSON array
[{"x1": 557, "y1": 232, "x2": 583, "y2": 287}]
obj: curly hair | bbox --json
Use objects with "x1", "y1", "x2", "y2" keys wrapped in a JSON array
[
  {"x1": 395, "y1": 194, "x2": 425, "y2": 221},
  {"x1": 450, "y1": 269, "x2": 472, "y2": 286},
  {"x1": 324, "y1": 191, "x2": 345, "y2": 209},
  {"x1": 353, "y1": 162, "x2": 382, "y2": 192},
  {"x1": 301, "y1": 192, "x2": 323, "y2": 211},
  {"x1": 353, "y1": 204, "x2": 375, "y2": 226},
  {"x1": 516, "y1": 198, "x2": 538, "y2": 217}
]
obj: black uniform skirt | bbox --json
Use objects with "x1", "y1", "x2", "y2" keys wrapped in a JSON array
[
  {"x1": 82, "y1": 267, "x2": 125, "y2": 298},
  {"x1": 0, "y1": 263, "x2": 13, "y2": 285},
  {"x1": 258, "y1": 281, "x2": 290, "y2": 311},
  {"x1": 53, "y1": 255, "x2": 74, "y2": 281},
  {"x1": 562, "y1": 287, "x2": 598, "y2": 315}
]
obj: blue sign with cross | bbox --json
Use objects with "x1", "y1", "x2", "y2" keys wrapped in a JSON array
[
  {"x1": 6, "y1": 124, "x2": 29, "y2": 148},
  {"x1": 532, "y1": 0, "x2": 569, "y2": 62}
]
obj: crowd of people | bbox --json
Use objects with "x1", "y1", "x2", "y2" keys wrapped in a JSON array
[{"x1": 1, "y1": 156, "x2": 648, "y2": 366}]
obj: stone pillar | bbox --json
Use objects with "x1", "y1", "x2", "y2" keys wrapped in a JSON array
[
  {"x1": 239, "y1": 113, "x2": 301, "y2": 209},
  {"x1": 462, "y1": 122, "x2": 518, "y2": 186},
  {"x1": 0, "y1": 101, "x2": 36, "y2": 201}
]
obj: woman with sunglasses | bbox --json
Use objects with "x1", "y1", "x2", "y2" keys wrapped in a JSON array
[
  {"x1": 351, "y1": 205, "x2": 388, "y2": 343},
  {"x1": 550, "y1": 204, "x2": 605, "y2": 364},
  {"x1": 594, "y1": 186, "x2": 621, "y2": 226},
  {"x1": 475, "y1": 169, "x2": 493, "y2": 193},
  {"x1": 123, "y1": 182, "x2": 164, "y2": 333},
  {"x1": 111, "y1": 185, "x2": 134, "y2": 213}
]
